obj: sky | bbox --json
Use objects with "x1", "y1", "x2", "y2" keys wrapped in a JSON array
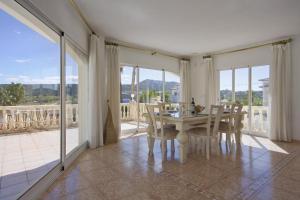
[
  {"x1": 121, "y1": 66, "x2": 180, "y2": 85},
  {"x1": 220, "y1": 65, "x2": 269, "y2": 91},
  {"x1": 0, "y1": 8, "x2": 78, "y2": 84}
]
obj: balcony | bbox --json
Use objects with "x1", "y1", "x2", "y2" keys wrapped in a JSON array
[{"x1": 0, "y1": 104, "x2": 78, "y2": 199}]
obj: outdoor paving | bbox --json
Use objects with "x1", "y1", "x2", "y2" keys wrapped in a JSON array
[{"x1": 0, "y1": 128, "x2": 78, "y2": 200}]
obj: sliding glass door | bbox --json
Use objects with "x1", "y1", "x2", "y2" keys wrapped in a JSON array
[
  {"x1": 218, "y1": 65, "x2": 270, "y2": 137},
  {"x1": 0, "y1": 7, "x2": 61, "y2": 199},
  {"x1": 120, "y1": 66, "x2": 138, "y2": 137},
  {"x1": 235, "y1": 68, "x2": 250, "y2": 132},
  {"x1": 120, "y1": 66, "x2": 180, "y2": 137},
  {"x1": 0, "y1": 3, "x2": 88, "y2": 199},
  {"x1": 251, "y1": 66, "x2": 270, "y2": 136}
]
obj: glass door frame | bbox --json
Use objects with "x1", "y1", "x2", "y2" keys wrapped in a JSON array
[
  {"x1": 3, "y1": 1, "x2": 89, "y2": 198},
  {"x1": 217, "y1": 65, "x2": 268, "y2": 136}
]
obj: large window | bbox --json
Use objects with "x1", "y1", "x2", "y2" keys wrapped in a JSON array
[
  {"x1": 219, "y1": 65, "x2": 270, "y2": 136},
  {"x1": 165, "y1": 71, "x2": 180, "y2": 103},
  {"x1": 0, "y1": 4, "x2": 87, "y2": 199},
  {"x1": 0, "y1": 7, "x2": 61, "y2": 199},
  {"x1": 120, "y1": 66, "x2": 180, "y2": 137}
]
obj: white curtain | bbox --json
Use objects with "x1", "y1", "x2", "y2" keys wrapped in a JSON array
[
  {"x1": 106, "y1": 45, "x2": 120, "y2": 141},
  {"x1": 205, "y1": 57, "x2": 217, "y2": 106},
  {"x1": 270, "y1": 43, "x2": 292, "y2": 141},
  {"x1": 180, "y1": 60, "x2": 191, "y2": 103},
  {"x1": 88, "y1": 34, "x2": 106, "y2": 148}
]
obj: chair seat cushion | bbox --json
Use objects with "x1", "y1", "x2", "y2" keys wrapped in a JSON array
[
  {"x1": 188, "y1": 127, "x2": 208, "y2": 136},
  {"x1": 157, "y1": 127, "x2": 178, "y2": 139},
  {"x1": 218, "y1": 121, "x2": 234, "y2": 132}
]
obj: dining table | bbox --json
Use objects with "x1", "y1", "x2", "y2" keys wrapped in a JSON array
[{"x1": 144, "y1": 110, "x2": 246, "y2": 163}]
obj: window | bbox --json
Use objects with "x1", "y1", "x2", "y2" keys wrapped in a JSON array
[
  {"x1": 165, "y1": 71, "x2": 180, "y2": 103},
  {"x1": 119, "y1": 66, "x2": 181, "y2": 137},
  {"x1": 0, "y1": 7, "x2": 60, "y2": 198},
  {"x1": 218, "y1": 65, "x2": 270, "y2": 136},
  {"x1": 219, "y1": 70, "x2": 233, "y2": 103},
  {"x1": 0, "y1": 4, "x2": 88, "y2": 199}
]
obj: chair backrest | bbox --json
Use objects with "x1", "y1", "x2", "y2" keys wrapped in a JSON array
[
  {"x1": 158, "y1": 102, "x2": 172, "y2": 111},
  {"x1": 232, "y1": 103, "x2": 243, "y2": 131},
  {"x1": 145, "y1": 104, "x2": 164, "y2": 138},
  {"x1": 207, "y1": 105, "x2": 224, "y2": 137}
]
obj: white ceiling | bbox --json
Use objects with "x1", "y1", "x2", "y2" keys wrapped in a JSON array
[{"x1": 76, "y1": 0, "x2": 300, "y2": 56}]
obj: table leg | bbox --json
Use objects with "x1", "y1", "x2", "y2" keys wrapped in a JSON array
[{"x1": 176, "y1": 124, "x2": 188, "y2": 163}]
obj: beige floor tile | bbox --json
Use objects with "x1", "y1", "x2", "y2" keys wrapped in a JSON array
[{"x1": 251, "y1": 185, "x2": 299, "y2": 200}]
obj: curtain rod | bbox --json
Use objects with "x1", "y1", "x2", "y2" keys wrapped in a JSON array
[
  {"x1": 105, "y1": 40, "x2": 190, "y2": 61},
  {"x1": 205, "y1": 38, "x2": 292, "y2": 58}
]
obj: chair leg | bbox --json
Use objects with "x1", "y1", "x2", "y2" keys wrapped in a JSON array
[
  {"x1": 219, "y1": 132, "x2": 223, "y2": 144},
  {"x1": 206, "y1": 137, "x2": 210, "y2": 160},
  {"x1": 161, "y1": 139, "x2": 167, "y2": 160},
  {"x1": 171, "y1": 139, "x2": 175, "y2": 153},
  {"x1": 190, "y1": 135, "x2": 195, "y2": 153},
  {"x1": 147, "y1": 136, "x2": 155, "y2": 156},
  {"x1": 201, "y1": 138, "x2": 205, "y2": 155}
]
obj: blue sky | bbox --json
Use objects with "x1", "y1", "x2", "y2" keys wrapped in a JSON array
[
  {"x1": 121, "y1": 66, "x2": 180, "y2": 85},
  {"x1": 0, "y1": 8, "x2": 78, "y2": 84},
  {"x1": 220, "y1": 65, "x2": 269, "y2": 91}
]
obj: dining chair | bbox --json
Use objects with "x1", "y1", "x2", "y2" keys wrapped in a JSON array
[
  {"x1": 218, "y1": 103, "x2": 243, "y2": 150},
  {"x1": 157, "y1": 102, "x2": 176, "y2": 129},
  {"x1": 158, "y1": 102, "x2": 173, "y2": 111},
  {"x1": 188, "y1": 105, "x2": 224, "y2": 160},
  {"x1": 145, "y1": 104, "x2": 179, "y2": 159}
]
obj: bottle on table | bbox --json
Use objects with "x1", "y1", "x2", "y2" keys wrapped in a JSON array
[{"x1": 191, "y1": 97, "x2": 195, "y2": 114}]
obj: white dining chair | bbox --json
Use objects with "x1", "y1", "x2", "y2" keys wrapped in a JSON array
[
  {"x1": 188, "y1": 105, "x2": 224, "y2": 160},
  {"x1": 145, "y1": 104, "x2": 178, "y2": 159},
  {"x1": 218, "y1": 103, "x2": 243, "y2": 150}
]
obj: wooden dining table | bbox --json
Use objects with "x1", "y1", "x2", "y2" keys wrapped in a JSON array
[{"x1": 144, "y1": 111, "x2": 246, "y2": 163}]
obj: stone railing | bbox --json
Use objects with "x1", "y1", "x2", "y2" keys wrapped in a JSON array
[
  {"x1": 0, "y1": 104, "x2": 78, "y2": 134},
  {"x1": 120, "y1": 102, "x2": 179, "y2": 122},
  {"x1": 242, "y1": 106, "x2": 268, "y2": 133}
]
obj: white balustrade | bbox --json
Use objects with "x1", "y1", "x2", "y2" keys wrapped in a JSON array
[{"x1": 0, "y1": 104, "x2": 78, "y2": 134}]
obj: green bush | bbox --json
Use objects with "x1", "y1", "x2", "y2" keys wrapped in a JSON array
[{"x1": 0, "y1": 83, "x2": 25, "y2": 106}]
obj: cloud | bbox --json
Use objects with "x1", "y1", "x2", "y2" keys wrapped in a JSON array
[
  {"x1": 121, "y1": 74, "x2": 132, "y2": 84},
  {"x1": 14, "y1": 30, "x2": 21, "y2": 35},
  {"x1": 5, "y1": 75, "x2": 78, "y2": 84},
  {"x1": 15, "y1": 59, "x2": 31, "y2": 63}
]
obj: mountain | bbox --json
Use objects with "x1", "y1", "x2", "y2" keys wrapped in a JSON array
[{"x1": 121, "y1": 79, "x2": 179, "y2": 93}]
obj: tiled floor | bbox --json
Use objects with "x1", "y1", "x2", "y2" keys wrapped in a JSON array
[
  {"x1": 0, "y1": 128, "x2": 78, "y2": 200},
  {"x1": 120, "y1": 121, "x2": 148, "y2": 138},
  {"x1": 42, "y1": 134, "x2": 300, "y2": 200}
]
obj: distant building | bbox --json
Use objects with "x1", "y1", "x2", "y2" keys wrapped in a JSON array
[
  {"x1": 259, "y1": 78, "x2": 269, "y2": 106},
  {"x1": 170, "y1": 83, "x2": 180, "y2": 103}
]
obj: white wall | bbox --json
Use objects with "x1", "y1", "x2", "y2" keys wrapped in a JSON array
[
  {"x1": 214, "y1": 46, "x2": 272, "y2": 70},
  {"x1": 29, "y1": 0, "x2": 90, "y2": 54},
  {"x1": 291, "y1": 34, "x2": 300, "y2": 140},
  {"x1": 119, "y1": 46, "x2": 180, "y2": 74}
]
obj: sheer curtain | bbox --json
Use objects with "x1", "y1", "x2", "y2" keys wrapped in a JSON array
[
  {"x1": 205, "y1": 57, "x2": 217, "y2": 106},
  {"x1": 270, "y1": 43, "x2": 292, "y2": 141},
  {"x1": 88, "y1": 34, "x2": 106, "y2": 148},
  {"x1": 65, "y1": 39, "x2": 89, "y2": 145},
  {"x1": 180, "y1": 60, "x2": 191, "y2": 103},
  {"x1": 105, "y1": 45, "x2": 120, "y2": 144}
]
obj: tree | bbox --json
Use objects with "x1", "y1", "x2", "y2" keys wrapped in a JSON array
[
  {"x1": 164, "y1": 91, "x2": 171, "y2": 102},
  {"x1": 0, "y1": 83, "x2": 25, "y2": 106}
]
